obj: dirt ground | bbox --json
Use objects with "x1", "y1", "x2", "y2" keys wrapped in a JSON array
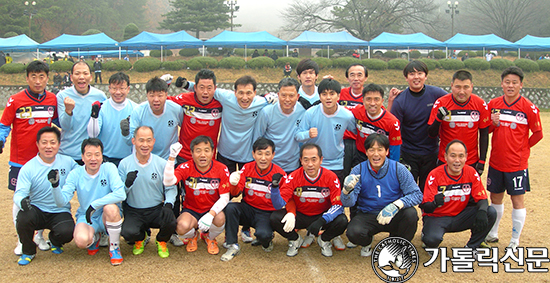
[{"x1": 0, "y1": 113, "x2": 548, "y2": 283}]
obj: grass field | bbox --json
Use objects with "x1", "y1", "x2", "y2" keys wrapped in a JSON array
[{"x1": 0, "y1": 112, "x2": 549, "y2": 282}]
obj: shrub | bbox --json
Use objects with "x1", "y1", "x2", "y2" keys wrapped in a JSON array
[
  {"x1": 409, "y1": 50, "x2": 421, "y2": 59},
  {"x1": 233, "y1": 48, "x2": 246, "y2": 56},
  {"x1": 383, "y1": 50, "x2": 399, "y2": 58},
  {"x1": 476, "y1": 50, "x2": 485, "y2": 57},
  {"x1": 457, "y1": 50, "x2": 478, "y2": 58},
  {"x1": 150, "y1": 49, "x2": 173, "y2": 57},
  {"x1": 82, "y1": 29, "x2": 101, "y2": 35},
  {"x1": 133, "y1": 57, "x2": 162, "y2": 72},
  {"x1": 514, "y1": 58, "x2": 539, "y2": 72},
  {"x1": 246, "y1": 57, "x2": 275, "y2": 69},
  {"x1": 332, "y1": 57, "x2": 361, "y2": 68},
  {"x1": 504, "y1": 51, "x2": 518, "y2": 57},
  {"x1": 537, "y1": 59, "x2": 550, "y2": 72},
  {"x1": 489, "y1": 58, "x2": 513, "y2": 70},
  {"x1": 361, "y1": 59, "x2": 388, "y2": 70},
  {"x1": 123, "y1": 23, "x2": 139, "y2": 40},
  {"x1": 418, "y1": 58, "x2": 440, "y2": 71},
  {"x1": 315, "y1": 49, "x2": 336, "y2": 57},
  {"x1": 427, "y1": 50, "x2": 446, "y2": 59},
  {"x1": 208, "y1": 47, "x2": 231, "y2": 56},
  {"x1": 387, "y1": 59, "x2": 409, "y2": 70},
  {"x1": 186, "y1": 57, "x2": 218, "y2": 70},
  {"x1": 274, "y1": 57, "x2": 301, "y2": 68},
  {"x1": 0, "y1": 63, "x2": 26, "y2": 74},
  {"x1": 218, "y1": 57, "x2": 246, "y2": 69},
  {"x1": 464, "y1": 58, "x2": 490, "y2": 70},
  {"x1": 162, "y1": 60, "x2": 186, "y2": 71},
  {"x1": 49, "y1": 60, "x2": 74, "y2": 72},
  {"x1": 179, "y1": 48, "x2": 200, "y2": 57},
  {"x1": 312, "y1": 57, "x2": 333, "y2": 69},
  {"x1": 102, "y1": 59, "x2": 132, "y2": 71},
  {"x1": 439, "y1": 59, "x2": 465, "y2": 70},
  {"x1": 4, "y1": 31, "x2": 18, "y2": 38}
]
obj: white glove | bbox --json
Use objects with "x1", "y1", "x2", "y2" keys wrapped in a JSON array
[
  {"x1": 229, "y1": 171, "x2": 241, "y2": 186},
  {"x1": 265, "y1": 92, "x2": 278, "y2": 105},
  {"x1": 281, "y1": 213, "x2": 296, "y2": 233},
  {"x1": 376, "y1": 200, "x2": 404, "y2": 225},
  {"x1": 198, "y1": 213, "x2": 214, "y2": 232},
  {"x1": 169, "y1": 142, "x2": 183, "y2": 159},
  {"x1": 343, "y1": 174, "x2": 360, "y2": 194},
  {"x1": 160, "y1": 74, "x2": 173, "y2": 85}
]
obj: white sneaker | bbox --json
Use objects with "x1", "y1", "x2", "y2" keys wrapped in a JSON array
[
  {"x1": 346, "y1": 241, "x2": 358, "y2": 248},
  {"x1": 360, "y1": 245, "x2": 372, "y2": 257},
  {"x1": 169, "y1": 234, "x2": 184, "y2": 247},
  {"x1": 222, "y1": 241, "x2": 230, "y2": 249},
  {"x1": 34, "y1": 233, "x2": 51, "y2": 251},
  {"x1": 262, "y1": 241, "x2": 274, "y2": 252},
  {"x1": 220, "y1": 244, "x2": 240, "y2": 261},
  {"x1": 301, "y1": 233, "x2": 315, "y2": 248},
  {"x1": 317, "y1": 237, "x2": 333, "y2": 257},
  {"x1": 332, "y1": 236, "x2": 346, "y2": 251},
  {"x1": 14, "y1": 241, "x2": 22, "y2": 256},
  {"x1": 485, "y1": 235, "x2": 499, "y2": 243},
  {"x1": 287, "y1": 234, "x2": 303, "y2": 257},
  {"x1": 99, "y1": 233, "x2": 109, "y2": 247},
  {"x1": 507, "y1": 241, "x2": 519, "y2": 252},
  {"x1": 241, "y1": 230, "x2": 253, "y2": 243}
]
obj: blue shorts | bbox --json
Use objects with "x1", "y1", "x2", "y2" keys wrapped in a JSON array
[
  {"x1": 76, "y1": 213, "x2": 106, "y2": 234},
  {"x1": 487, "y1": 166, "x2": 530, "y2": 196},
  {"x1": 181, "y1": 208, "x2": 208, "y2": 221}
]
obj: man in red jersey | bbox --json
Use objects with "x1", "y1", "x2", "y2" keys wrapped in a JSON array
[
  {"x1": 0, "y1": 61, "x2": 58, "y2": 255},
  {"x1": 163, "y1": 136, "x2": 230, "y2": 255},
  {"x1": 428, "y1": 70, "x2": 490, "y2": 176},
  {"x1": 269, "y1": 143, "x2": 348, "y2": 257},
  {"x1": 485, "y1": 66, "x2": 543, "y2": 250},
  {"x1": 220, "y1": 138, "x2": 286, "y2": 261},
  {"x1": 420, "y1": 140, "x2": 496, "y2": 250}
]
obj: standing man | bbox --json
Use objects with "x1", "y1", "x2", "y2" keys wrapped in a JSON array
[
  {"x1": 57, "y1": 61, "x2": 107, "y2": 164},
  {"x1": 0, "y1": 61, "x2": 59, "y2": 255},
  {"x1": 94, "y1": 56, "x2": 102, "y2": 84},
  {"x1": 119, "y1": 126, "x2": 177, "y2": 258},
  {"x1": 485, "y1": 66, "x2": 543, "y2": 250},
  {"x1": 296, "y1": 59, "x2": 320, "y2": 104},
  {"x1": 428, "y1": 70, "x2": 490, "y2": 175},
  {"x1": 14, "y1": 127, "x2": 78, "y2": 265},
  {"x1": 52, "y1": 138, "x2": 126, "y2": 265},
  {"x1": 88, "y1": 72, "x2": 137, "y2": 166},
  {"x1": 387, "y1": 60, "x2": 447, "y2": 188}
]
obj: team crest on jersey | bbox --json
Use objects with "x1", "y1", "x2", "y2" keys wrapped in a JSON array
[
  {"x1": 211, "y1": 109, "x2": 220, "y2": 117},
  {"x1": 210, "y1": 179, "x2": 220, "y2": 189},
  {"x1": 252, "y1": 111, "x2": 258, "y2": 117},
  {"x1": 321, "y1": 188, "x2": 330, "y2": 198},
  {"x1": 470, "y1": 111, "x2": 480, "y2": 121},
  {"x1": 168, "y1": 120, "x2": 175, "y2": 127},
  {"x1": 462, "y1": 184, "x2": 471, "y2": 194},
  {"x1": 151, "y1": 173, "x2": 158, "y2": 180},
  {"x1": 100, "y1": 179, "x2": 107, "y2": 186},
  {"x1": 60, "y1": 169, "x2": 66, "y2": 176},
  {"x1": 10, "y1": 177, "x2": 17, "y2": 187},
  {"x1": 28, "y1": 118, "x2": 35, "y2": 125},
  {"x1": 296, "y1": 119, "x2": 301, "y2": 126},
  {"x1": 334, "y1": 124, "x2": 342, "y2": 131},
  {"x1": 48, "y1": 106, "x2": 54, "y2": 116},
  {"x1": 515, "y1": 112, "x2": 525, "y2": 122}
]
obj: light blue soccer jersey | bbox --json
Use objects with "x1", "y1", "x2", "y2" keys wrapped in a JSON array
[
  {"x1": 14, "y1": 154, "x2": 78, "y2": 213},
  {"x1": 118, "y1": 153, "x2": 177, "y2": 209},
  {"x1": 57, "y1": 86, "x2": 107, "y2": 160},
  {"x1": 299, "y1": 85, "x2": 319, "y2": 105},
  {"x1": 296, "y1": 105, "x2": 355, "y2": 171}
]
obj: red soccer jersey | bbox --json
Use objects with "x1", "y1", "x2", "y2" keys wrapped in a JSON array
[
  {"x1": 168, "y1": 92, "x2": 222, "y2": 161},
  {"x1": 174, "y1": 160, "x2": 230, "y2": 214},
  {"x1": 339, "y1": 86, "x2": 363, "y2": 140},
  {"x1": 352, "y1": 106, "x2": 402, "y2": 154},
  {"x1": 280, "y1": 167, "x2": 343, "y2": 216},
  {"x1": 428, "y1": 94, "x2": 491, "y2": 165},
  {"x1": 232, "y1": 161, "x2": 286, "y2": 211},
  {"x1": 422, "y1": 164, "x2": 487, "y2": 217},
  {"x1": 0, "y1": 89, "x2": 57, "y2": 165},
  {"x1": 488, "y1": 96, "x2": 542, "y2": 172}
]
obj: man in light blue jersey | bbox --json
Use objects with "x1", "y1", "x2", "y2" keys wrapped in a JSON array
[
  {"x1": 51, "y1": 138, "x2": 126, "y2": 266},
  {"x1": 119, "y1": 126, "x2": 177, "y2": 258},
  {"x1": 254, "y1": 78, "x2": 308, "y2": 173},
  {"x1": 57, "y1": 62, "x2": 107, "y2": 164},
  {"x1": 121, "y1": 77, "x2": 183, "y2": 160},
  {"x1": 296, "y1": 59, "x2": 320, "y2": 104},
  {"x1": 14, "y1": 127, "x2": 78, "y2": 265},
  {"x1": 88, "y1": 72, "x2": 137, "y2": 166}
]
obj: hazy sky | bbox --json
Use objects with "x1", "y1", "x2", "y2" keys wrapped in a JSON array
[{"x1": 230, "y1": 0, "x2": 293, "y2": 38}]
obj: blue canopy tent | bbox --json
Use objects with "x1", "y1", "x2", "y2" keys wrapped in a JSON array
[
  {"x1": 39, "y1": 33, "x2": 121, "y2": 58},
  {"x1": 120, "y1": 30, "x2": 203, "y2": 61},
  {"x1": 69, "y1": 50, "x2": 144, "y2": 59},
  {"x1": 0, "y1": 34, "x2": 40, "y2": 52},
  {"x1": 288, "y1": 31, "x2": 368, "y2": 58},
  {"x1": 515, "y1": 35, "x2": 550, "y2": 58},
  {"x1": 204, "y1": 31, "x2": 287, "y2": 60},
  {"x1": 444, "y1": 33, "x2": 518, "y2": 56},
  {"x1": 369, "y1": 32, "x2": 445, "y2": 59}
]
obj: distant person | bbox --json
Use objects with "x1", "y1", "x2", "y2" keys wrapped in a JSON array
[
  {"x1": 251, "y1": 49, "x2": 260, "y2": 58},
  {"x1": 262, "y1": 49, "x2": 269, "y2": 57},
  {"x1": 5, "y1": 53, "x2": 13, "y2": 64},
  {"x1": 94, "y1": 57, "x2": 102, "y2": 84},
  {"x1": 461, "y1": 52, "x2": 469, "y2": 61},
  {"x1": 524, "y1": 53, "x2": 531, "y2": 60},
  {"x1": 291, "y1": 49, "x2": 299, "y2": 58},
  {"x1": 270, "y1": 50, "x2": 279, "y2": 61},
  {"x1": 283, "y1": 62, "x2": 292, "y2": 77},
  {"x1": 352, "y1": 50, "x2": 360, "y2": 59},
  {"x1": 53, "y1": 71, "x2": 63, "y2": 87},
  {"x1": 485, "y1": 51, "x2": 494, "y2": 62}
]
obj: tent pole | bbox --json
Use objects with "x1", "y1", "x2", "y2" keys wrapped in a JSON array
[
  {"x1": 161, "y1": 46, "x2": 163, "y2": 62},
  {"x1": 327, "y1": 46, "x2": 330, "y2": 59},
  {"x1": 245, "y1": 45, "x2": 247, "y2": 62},
  {"x1": 36, "y1": 48, "x2": 39, "y2": 60},
  {"x1": 286, "y1": 45, "x2": 289, "y2": 57},
  {"x1": 518, "y1": 48, "x2": 521, "y2": 59},
  {"x1": 78, "y1": 48, "x2": 80, "y2": 58},
  {"x1": 368, "y1": 46, "x2": 370, "y2": 59},
  {"x1": 119, "y1": 47, "x2": 121, "y2": 60},
  {"x1": 408, "y1": 46, "x2": 410, "y2": 61}
]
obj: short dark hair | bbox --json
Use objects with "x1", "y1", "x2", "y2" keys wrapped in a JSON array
[
  {"x1": 81, "y1": 138, "x2": 104, "y2": 154},
  {"x1": 36, "y1": 126, "x2": 60, "y2": 142},
  {"x1": 501, "y1": 66, "x2": 524, "y2": 82},
  {"x1": 109, "y1": 72, "x2": 130, "y2": 86},
  {"x1": 362, "y1": 83, "x2": 384, "y2": 98},
  {"x1": 26, "y1": 61, "x2": 49, "y2": 76},
  {"x1": 253, "y1": 137, "x2": 275, "y2": 152},
  {"x1": 71, "y1": 61, "x2": 92, "y2": 74},
  {"x1": 190, "y1": 135, "x2": 214, "y2": 151},
  {"x1": 403, "y1": 60, "x2": 428, "y2": 77},
  {"x1": 364, "y1": 133, "x2": 390, "y2": 151},
  {"x1": 234, "y1": 75, "x2": 257, "y2": 91},
  {"x1": 278, "y1": 77, "x2": 300, "y2": 92},
  {"x1": 345, "y1": 63, "x2": 368, "y2": 78},
  {"x1": 445, "y1": 139, "x2": 467, "y2": 154},
  {"x1": 133, "y1": 125, "x2": 154, "y2": 138},
  {"x1": 318, "y1": 78, "x2": 341, "y2": 94},
  {"x1": 146, "y1": 77, "x2": 168, "y2": 93},
  {"x1": 195, "y1": 69, "x2": 217, "y2": 85},
  {"x1": 452, "y1": 70, "x2": 472, "y2": 83},
  {"x1": 300, "y1": 143, "x2": 322, "y2": 158},
  {"x1": 296, "y1": 59, "x2": 319, "y2": 76}
]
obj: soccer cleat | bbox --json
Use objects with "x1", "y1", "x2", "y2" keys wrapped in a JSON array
[
  {"x1": 250, "y1": 239, "x2": 262, "y2": 246},
  {"x1": 17, "y1": 254, "x2": 36, "y2": 266},
  {"x1": 156, "y1": 241, "x2": 169, "y2": 258},
  {"x1": 51, "y1": 245, "x2": 64, "y2": 254},
  {"x1": 318, "y1": 237, "x2": 333, "y2": 257},
  {"x1": 222, "y1": 241, "x2": 230, "y2": 249},
  {"x1": 186, "y1": 232, "x2": 199, "y2": 252},
  {"x1": 99, "y1": 233, "x2": 109, "y2": 247},
  {"x1": 485, "y1": 235, "x2": 499, "y2": 243},
  {"x1": 262, "y1": 241, "x2": 274, "y2": 252},
  {"x1": 241, "y1": 229, "x2": 253, "y2": 243},
  {"x1": 346, "y1": 241, "x2": 358, "y2": 248},
  {"x1": 205, "y1": 237, "x2": 219, "y2": 255},
  {"x1": 360, "y1": 244, "x2": 372, "y2": 257},
  {"x1": 220, "y1": 244, "x2": 240, "y2": 261},
  {"x1": 133, "y1": 232, "x2": 150, "y2": 255},
  {"x1": 507, "y1": 241, "x2": 519, "y2": 253},
  {"x1": 14, "y1": 241, "x2": 23, "y2": 256},
  {"x1": 87, "y1": 235, "x2": 100, "y2": 255},
  {"x1": 109, "y1": 247, "x2": 123, "y2": 266},
  {"x1": 34, "y1": 233, "x2": 51, "y2": 251},
  {"x1": 479, "y1": 241, "x2": 491, "y2": 248},
  {"x1": 301, "y1": 233, "x2": 315, "y2": 248},
  {"x1": 332, "y1": 236, "x2": 346, "y2": 251},
  {"x1": 169, "y1": 234, "x2": 184, "y2": 247},
  {"x1": 287, "y1": 234, "x2": 303, "y2": 257}
]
